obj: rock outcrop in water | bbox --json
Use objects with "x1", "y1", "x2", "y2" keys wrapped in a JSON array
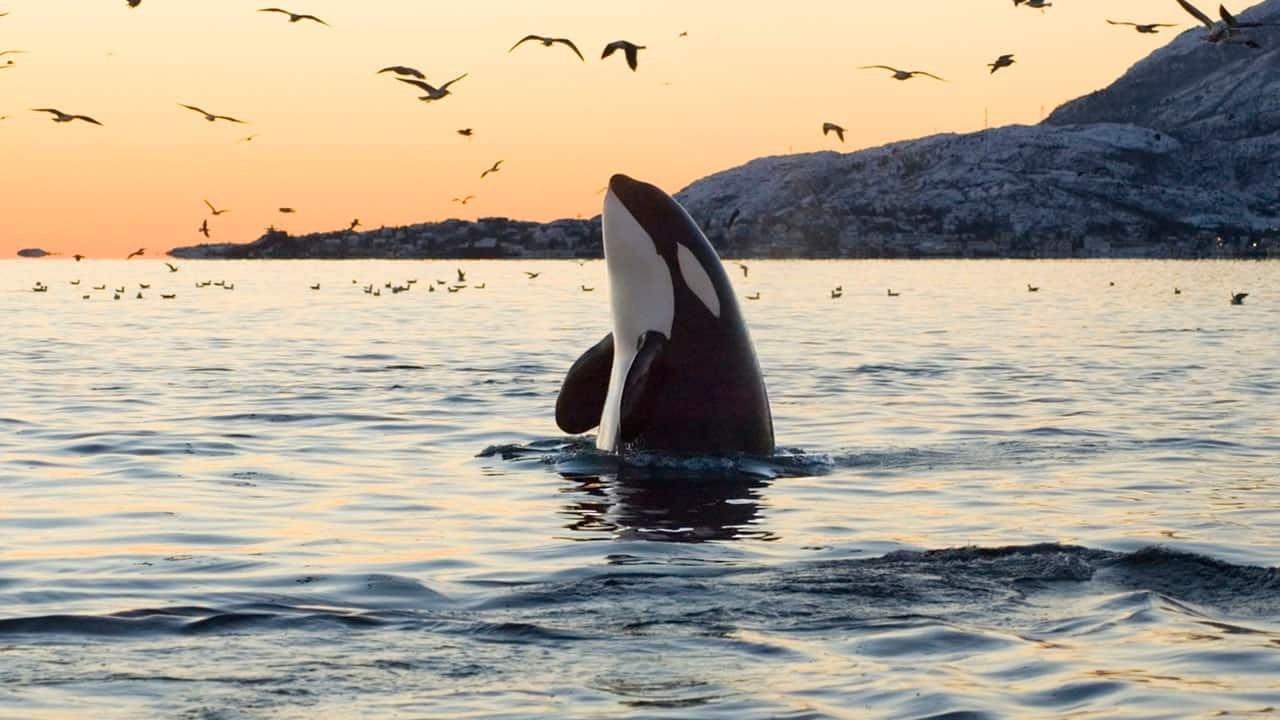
[
  {"x1": 16, "y1": 248, "x2": 51, "y2": 258},
  {"x1": 170, "y1": 5, "x2": 1280, "y2": 260}
]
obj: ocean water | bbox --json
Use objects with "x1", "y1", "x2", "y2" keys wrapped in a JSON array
[{"x1": 2, "y1": 258, "x2": 1278, "y2": 719}]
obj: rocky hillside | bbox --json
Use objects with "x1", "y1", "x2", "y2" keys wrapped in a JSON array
[{"x1": 675, "y1": 2, "x2": 1280, "y2": 259}]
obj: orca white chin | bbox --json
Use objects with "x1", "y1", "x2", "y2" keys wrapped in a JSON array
[{"x1": 598, "y1": 188, "x2": 674, "y2": 451}]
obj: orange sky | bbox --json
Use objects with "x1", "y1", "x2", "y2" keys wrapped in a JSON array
[{"x1": 0, "y1": 0, "x2": 1233, "y2": 257}]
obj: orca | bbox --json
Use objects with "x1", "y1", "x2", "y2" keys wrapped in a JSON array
[{"x1": 555, "y1": 174, "x2": 774, "y2": 455}]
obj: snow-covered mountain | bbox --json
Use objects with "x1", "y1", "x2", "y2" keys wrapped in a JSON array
[{"x1": 676, "y1": 2, "x2": 1280, "y2": 258}]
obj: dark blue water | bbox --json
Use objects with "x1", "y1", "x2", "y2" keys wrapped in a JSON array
[{"x1": 2, "y1": 259, "x2": 1277, "y2": 718}]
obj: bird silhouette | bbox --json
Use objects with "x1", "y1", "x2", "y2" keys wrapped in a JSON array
[
  {"x1": 32, "y1": 108, "x2": 103, "y2": 125},
  {"x1": 257, "y1": 8, "x2": 328, "y2": 25},
  {"x1": 126, "y1": 248, "x2": 145, "y2": 259},
  {"x1": 1106, "y1": 20, "x2": 1179, "y2": 33},
  {"x1": 278, "y1": 207, "x2": 296, "y2": 214},
  {"x1": 887, "y1": 289, "x2": 901, "y2": 297},
  {"x1": 73, "y1": 254, "x2": 85, "y2": 262},
  {"x1": 509, "y1": 35, "x2": 585, "y2": 61},
  {"x1": 165, "y1": 262, "x2": 179, "y2": 272},
  {"x1": 737, "y1": 263, "x2": 749, "y2": 277},
  {"x1": 456, "y1": 268, "x2": 466, "y2": 282},
  {"x1": 1027, "y1": 283, "x2": 1040, "y2": 292},
  {"x1": 860, "y1": 65, "x2": 946, "y2": 81},
  {"x1": 525, "y1": 271, "x2": 541, "y2": 279},
  {"x1": 822, "y1": 122, "x2": 846, "y2": 142},
  {"x1": 1231, "y1": 292, "x2": 1248, "y2": 305},
  {"x1": 179, "y1": 104, "x2": 246, "y2": 123},
  {"x1": 396, "y1": 74, "x2": 467, "y2": 102},
  {"x1": 457, "y1": 128, "x2": 474, "y2": 137},
  {"x1": 452, "y1": 195, "x2": 476, "y2": 204},
  {"x1": 377, "y1": 65, "x2": 425, "y2": 79},
  {"x1": 204, "y1": 199, "x2": 229, "y2": 215},
  {"x1": 480, "y1": 160, "x2": 503, "y2": 179},
  {"x1": 746, "y1": 292, "x2": 761, "y2": 300},
  {"x1": 602, "y1": 40, "x2": 645, "y2": 70},
  {"x1": 198, "y1": 219, "x2": 210, "y2": 238},
  {"x1": 1176, "y1": 1, "x2": 1265, "y2": 46},
  {"x1": 988, "y1": 54, "x2": 1015, "y2": 73},
  {"x1": 349, "y1": 218, "x2": 361, "y2": 230}
]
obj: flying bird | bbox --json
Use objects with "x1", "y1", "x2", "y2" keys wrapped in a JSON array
[
  {"x1": 127, "y1": 0, "x2": 141, "y2": 7},
  {"x1": 1231, "y1": 291, "x2": 1248, "y2": 305},
  {"x1": 349, "y1": 218, "x2": 360, "y2": 230},
  {"x1": 1106, "y1": 20, "x2": 1179, "y2": 33},
  {"x1": 457, "y1": 128, "x2": 474, "y2": 137},
  {"x1": 480, "y1": 160, "x2": 503, "y2": 179},
  {"x1": 988, "y1": 54, "x2": 1015, "y2": 73},
  {"x1": 822, "y1": 122, "x2": 846, "y2": 142},
  {"x1": 377, "y1": 65, "x2": 424, "y2": 79},
  {"x1": 165, "y1": 262, "x2": 179, "y2": 272},
  {"x1": 601, "y1": 40, "x2": 645, "y2": 71},
  {"x1": 126, "y1": 248, "x2": 145, "y2": 259},
  {"x1": 31, "y1": 108, "x2": 103, "y2": 125},
  {"x1": 456, "y1": 268, "x2": 466, "y2": 282},
  {"x1": 239, "y1": 134, "x2": 258, "y2": 143},
  {"x1": 1013, "y1": 0, "x2": 1053, "y2": 8},
  {"x1": 198, "y1": 219, "x2": 210, "y2": 238},
  {"x1": 452, "y1": 195, "x2": 476, "y2": 204},
  {"x1": 179, "y1": 104, "x2": 246, "y2": 123},
  {"x1": 524, "y1": 271, "x2": 540, "y2": 279},
  {"x1": 73, "y1": 254, "x2": 85, "y2": 262},
  {"x1": 1176, "y1": 0, "x2": 1265, "y2": 45},
  {"x1": 278, "y1": 207, "x2": 296, "y2": 213},
  {"x1": 204, "y1": 199, "x2": 229, "y2": 215},
  {"x1": 859, "y1": 65, "x2": 946, "y2": 81},
  {"x1": 396, "y1": 74, "x2": 467, "y2": 102},
  {"x1": 257, "y1": 8, "x2": 328, "y2": 25},
  {"x1": 509, "y1": 35, "x2": 585, "y2": 61},
  {"x1": 737, "y1": 263, "x2": 749, "y2": 277}
]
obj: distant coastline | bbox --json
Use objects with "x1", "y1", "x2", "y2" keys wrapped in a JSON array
[{"x1": 166, "y1": 216, "x2": 1277, "y2": 261}]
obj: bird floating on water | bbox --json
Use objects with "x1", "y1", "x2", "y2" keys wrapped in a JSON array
[
  {"x1": 1027, "y1": 283, "x2": 1040, "y2": 292},
  {"x1": 509, "y1": 35, "x2": 585, "y2": 61},
  {"x1": 746, "y1": 292, "x2": 760, "y2": 300},
  {"x1": 860, "y1": 65, "x2": 946, "y2": 81},
  {"x1": 601, "y1": 41, "x2": 645, "y2": 71},
  {"x1": 32, "y1": 108, "x2": 102, "y2": 125},
  {"x1": 822, "y1": 122, "x2": 846, "y2": 142},
  {"x1": 1106, "y1": 20, "x2": 1179, "y2": 33},
  {"x1": 257, "y1": 8, "x2": 328, "y2": 26},
  {"x1": 1230, "y1": 292, "x2": 1248, "y2": 305},
  {"x1": 179, "y1": 104, "x2": 246, "y2": 123},
  {"x1": 887, "y1": 289, "x2": 901, "y2": 297}
]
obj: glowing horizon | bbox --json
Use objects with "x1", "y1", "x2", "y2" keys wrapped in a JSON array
[{"x1": 0, "y1": 0, "x2": 1229, "y2": 257}]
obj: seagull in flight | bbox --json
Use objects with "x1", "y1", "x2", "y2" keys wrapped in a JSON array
[
  {"x1": 257, "y1": 8, "x2": 328, "y2": 26},
  {"x1": 204, "y1": 199, "x2": 230, "y2": 215},
  {"x1": 509, "y1": 35, "x2": 585, "y2": 61},
  {"x1": 165, "y1": 262, "x2": 179, "y2": 272},
  {"x1": 1013, "y1": 0, "x2": 1053, "y2": 9},
  {"x1": 1231, "y1": 291, "x2": 1248, "y2": 304},
  {"x1": 1106, "y1": 20, "x2": 1179, "y2": 33},
  {"x1": 377, "y1": 65, "x2": 425, "y2": 79},
  {"x1": 524, "y1": 271, "x2": 541, "y2": 279},
  {"x1": 602, "y1": 41, "x2": 645, "y2": 71},
  {"x1": 179, "y1": 104, "x2": 247, "y2": 123},
  {"x1": 32, "y1": 108, "x2": 103, "y2": 125},
  {"x1": 198, "y1": 219, "x2": 211, "y2": 238},
  {"x1": 239, "y1": 134, "x2": 259, "y2": 143},
  {"x1": 396, "y1": 74, "x2": 467, "y2": 102},
  {"x1": 822, "y1": 122, "x2": 845, "y2": 142},
  {"x1": 452, "y1": 195, "x2": 476, "y2": 204},
  {"x1": 127, "y1": 248, "x2": 145, "y2": 259},
  {"x1": 278, "y1": 207, "x2": 296, "y2": 213},
  {"x1": 859, "y1": 65, "x2": 946, "y2": 81},
  {"x1": 349, "y1": 218, "x2": 361, "y2": 230},
  {"x1": 480, "y1": 160, "x2": 503, "y2": 179},
  {"x1": 127, "y1": 0, "x2": 141, "y2": 7},
  {"x1": 1176, "y1": 0, "x2": 1265, "y2": 45},
  {"x1": 74, "y1": 254, "x2": 85, "y2": 261},
  {"x1": 988, "y1": 54, "x2": 1015, "y2": 73},
  {"x1": 457, "y1": 128, "x2": 474, "y2": 138}
]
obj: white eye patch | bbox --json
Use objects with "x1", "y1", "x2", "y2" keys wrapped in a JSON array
[{"x1": 677, "y1": 244, "x2": 721, "y2": 319}]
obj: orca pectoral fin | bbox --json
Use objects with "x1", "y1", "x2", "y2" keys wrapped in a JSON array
[
  {"x1": 555, "y1": 333, "x2": 614, "y2": 434},
  {"x1": 619, "y1": 331, "x2": 667, "y2": 443}
]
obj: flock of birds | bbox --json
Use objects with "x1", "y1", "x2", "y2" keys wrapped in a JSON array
[
  {"x1": 3, "y1": 0, "x2": 1274, "y2": 257},
  {"x1": 25, "y1": 261, "x2": 1253, "y2": 306}
]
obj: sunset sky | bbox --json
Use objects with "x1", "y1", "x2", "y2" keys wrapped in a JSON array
[{"x1": 0, "y1": 0, "x2": 1233, "y2": 257}]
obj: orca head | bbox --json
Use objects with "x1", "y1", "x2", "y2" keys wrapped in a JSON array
[{"x1": 602, "y1": 174, "x2": 724, "y2": 346}]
